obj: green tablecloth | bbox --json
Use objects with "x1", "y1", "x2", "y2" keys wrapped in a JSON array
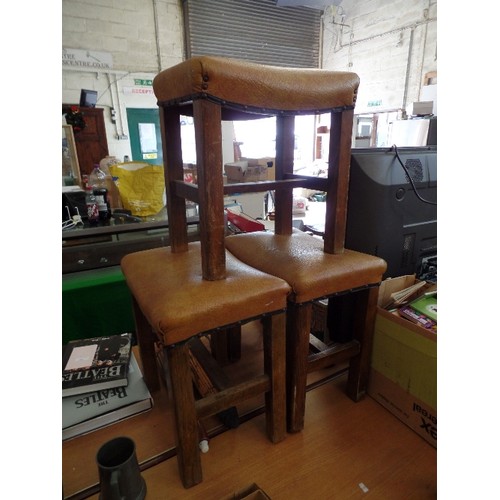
[{"x1": 62, "y1": 266, "x2": 135, "y2": 345}]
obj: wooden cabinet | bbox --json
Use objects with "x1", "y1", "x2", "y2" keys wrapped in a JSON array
[{"x1": 63, "y1": 105, "x2": 109, "y2": 177}]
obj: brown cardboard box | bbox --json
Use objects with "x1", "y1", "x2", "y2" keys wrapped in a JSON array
[
  {"x1": 368, "y1": 275, "x2": 437, "y2": 448},
  {"x1": 245, "y1": 157, "x2": 275, "y2": 180},
  {"x1": 225, "y1": 157, "x2": 275, "y2": 183},
  {"x1": 225, "y1": 160, "x2": 268, "y2": 182},
  {"x1": 224, "y1": 483, "x2": 272, "y2": 499}
]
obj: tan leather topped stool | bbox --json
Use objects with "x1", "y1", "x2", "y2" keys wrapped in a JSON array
[
  {"x1": 184, "y1": 56, "x2": 389, "y2": 432},
  {"x1": 226, "y1": 232, "x2": 386, "y2": 432},
  {"x1": 122, "y1": 247, "x2": 290, "y2": 488},
  {"x1": 120, "y1": 56, "x2": 292, "y2": 489}
]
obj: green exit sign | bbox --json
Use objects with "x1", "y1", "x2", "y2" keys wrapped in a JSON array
[
  {"x1": 134, "y1": 79, "x2": 153, "y2": 86},
  {"x1": 367, "y1": 100, "x2": 382, "y2": 107}
]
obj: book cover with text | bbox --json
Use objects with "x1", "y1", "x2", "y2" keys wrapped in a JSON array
[
  {"x1": 63, "y1": 352, "x2": 153, "y2": 440},
  {"x1": 62, "y1": 333, "x2": 132, "y2": 397}
]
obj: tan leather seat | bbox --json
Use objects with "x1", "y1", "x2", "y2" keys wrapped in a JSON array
[
  {"x1": 153, "y1": 55, "x2": 360, "y2": 117},
  {"x1": 122, "y1": 244, "x2": 290, "y2": 347},
  {"x1": 225, "y1": 231, "x2": 385, "y2": 304}
]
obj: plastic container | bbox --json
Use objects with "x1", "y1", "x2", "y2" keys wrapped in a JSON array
[
  {"x1": 89, "y1": 165, "x2": 110, "y2": 218},
  {"x1": 99, "y1": 155, "x2": 119, "y2": 176},
  {"x1": 91, "y1": 163, "x2": 122, "y2": 212},
  {"x1": 93, "y1": 187, "x2": 110, "y2": 221},
  {"x1": 89, "y1": 164, "x2": 107, "y2": 189},
  {"x1": 85, "y1": 186, "x2": 99, "y2": 225}
]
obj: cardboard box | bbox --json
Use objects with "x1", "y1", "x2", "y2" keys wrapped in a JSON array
[
  {"x1": 246, "y1": 157, "x2": 275, "y2": 180},
  {"x1": 224, "y1": 483, "x2": 271, "y2": 499},
  {"x1": 408, "y1": 101, "x2": 433, "y2": 116},
  {"x1": 224, "y1": 157, "x2": 274, "y2": 182},
  {"x1": 368, "y1": 275, "x2": 437, "y2": 448},
  {"x1": 225, "y1": 161, "x2": 267, "y2": 182}
]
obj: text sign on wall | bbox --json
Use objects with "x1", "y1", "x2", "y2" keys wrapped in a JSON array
[
  {"x1": 122, "y1": 87, "x2": 155, "y2": 96},
  {"x1": 63, "y1": 48, "x2": 113, "y2": 70}
]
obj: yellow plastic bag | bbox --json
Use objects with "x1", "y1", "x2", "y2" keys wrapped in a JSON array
[{"x1": 109, "y1": 162, "x2": 165, "y2": 216}]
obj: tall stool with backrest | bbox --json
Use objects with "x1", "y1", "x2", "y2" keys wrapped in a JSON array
[
  {"x1": 120, "y1": 58, "x2": 292, "y2": 489},
  {"x1": 216, "y1": 57, "x2": 388, "y2": 432}
]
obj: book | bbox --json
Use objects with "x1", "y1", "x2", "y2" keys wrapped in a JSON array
[
  {"x1": 384, "y1": 281, "x2": 428, "y2": 309},
  {"x1": 407, "y1": 292, "x2": 437, "y2": 321},
  {"x1": 62, "y1": 333, "x2": 133, "y2": 397},
  {"x1": 62, "y1": 352, "x2": 153, "y2": 441},
  {"x1": 399, "y1": 293, "x2": 437, "y2": 331}
]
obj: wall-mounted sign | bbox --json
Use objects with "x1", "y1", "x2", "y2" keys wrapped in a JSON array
[
  {"x1": 123, "y1": 87, "x2": 155, "y2": 96},
  {"x1": 63, "y1": 48, "x2": 113, "y2": 70},
  {"x1": 367, "y1": 100, "x2": 382, "y2": 107},
  {"x1": 134, "y1": 79, "x2": 153, "y2": 86},
  {"x1": 139, "y1": 123, "x2": 157, "y2": 154}
]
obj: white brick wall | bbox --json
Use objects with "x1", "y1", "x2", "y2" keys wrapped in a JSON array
[
  {"x1": 62, "y1": 0, "x2": 437, "y2": 158},
  {"x1": 62, "y1": 0, "x2": 184, "y2": 159},
  {"x1": 322, "y1": 0, "x2": 437, "y2": 114},
  {"x1": 63, "y1": 0, "x2": 184, "y2": 73}
]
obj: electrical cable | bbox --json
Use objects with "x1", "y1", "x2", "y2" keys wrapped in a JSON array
[
  {"x1": 62, "y1": 206, "x2": 84, "y2": 231},
  {"x1": 392, "y1": 144, "x2": 437, "y2": 205},
  {"x1": 96, "y1": 71, "x2": 130, "y2": 105}
]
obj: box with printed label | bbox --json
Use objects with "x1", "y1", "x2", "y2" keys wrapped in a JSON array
[
  {"x1": 368, "y1": 275, "x2": 437, "y2": 448},
  {"x1": 225, "y1": 161, "x2": 267, "y2": 183},
  {"x1": 245, "y1": 157, "x2": 275, "y2": 180},
  {"x1": 224, "y1": 157, "x2": 274, "y2": 183}
]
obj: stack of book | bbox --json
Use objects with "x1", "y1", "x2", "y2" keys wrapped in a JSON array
[
  {"x1": 380, "y1": 280, "x2": 428, "y2": 310},
  {"x1": 62, "y1": 333, "x2": 153, "y2": 441}
]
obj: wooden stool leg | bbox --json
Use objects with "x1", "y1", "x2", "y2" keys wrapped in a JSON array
[
  {"x1": 286, "y1": 302, "x2": 312, "y2": 433},
  {"x1": 262, "y1": 312, "x2": 287, "y2": 443},
  {"x1": 209, "y1": 325, "x2": 242, "y2": 365},
  {"x1": 345, "y1": 286, "x2": 379, "y2": 401},
  {"x1": 327, "y1": 293, "x2": 356, "y2": 343},
  {"x1": 226, "y1": 325, "x2": 242, "y2": 362},
  {"x1": 166, "y1": 341, "x2": 203, "y2": 489},
  {"x1": 132, "y1": 297, "x2": 160, "y2": 392}
]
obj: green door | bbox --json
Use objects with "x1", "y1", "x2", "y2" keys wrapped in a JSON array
[{"x1": 126, "y1": 108, "x2": 163, "y2": 165}]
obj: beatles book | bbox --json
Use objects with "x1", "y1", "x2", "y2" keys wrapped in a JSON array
[
  {"x1": 62, "y1": 333, "x2": 133, "y2": 397},
  {"x1": 63, "y1": 352, "x2": 153, "y2": 440}
]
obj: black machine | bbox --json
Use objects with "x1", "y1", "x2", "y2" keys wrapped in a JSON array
[
  {"x1": 345, "y1": 145, "x2": 437, "y2": 281},
  {"x1": 324, "y1": 145, "x2": 437, "y2": 343},
  {"x1": 79, "y1": 89, "x2": 98, "y2": 108}
]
